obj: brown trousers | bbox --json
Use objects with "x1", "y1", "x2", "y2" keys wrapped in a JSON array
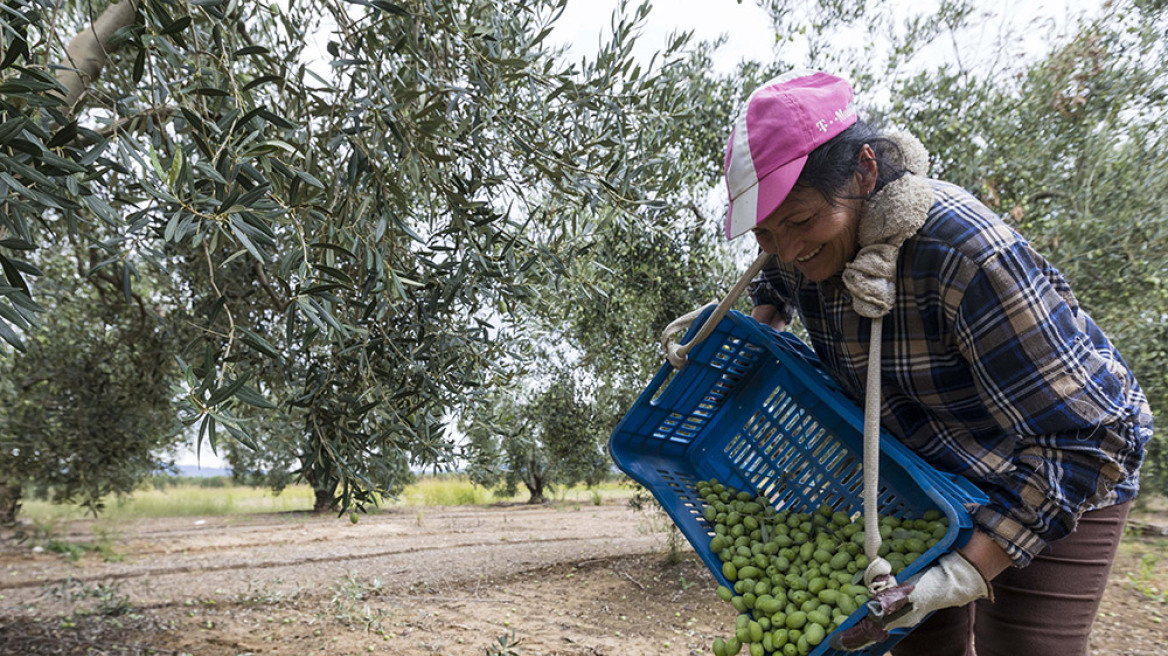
[{"x1": 890, "y1": 501, "x2": 1131, "y2": 656}]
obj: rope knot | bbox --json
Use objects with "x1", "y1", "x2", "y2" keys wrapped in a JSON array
[{"x1": 864, "y1": 557, "x2": 897, "y2": 594}]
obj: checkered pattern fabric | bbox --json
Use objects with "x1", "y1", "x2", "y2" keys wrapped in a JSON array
[{"x1": 748, "y1": 180, "x2": 1153, "y2": 566}]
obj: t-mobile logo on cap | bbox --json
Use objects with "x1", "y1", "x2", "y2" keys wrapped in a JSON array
[{"x1": 816, "y1": 103, "x2": 857, "y2": 132}]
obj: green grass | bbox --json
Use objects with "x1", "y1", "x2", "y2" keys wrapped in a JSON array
[
  {"x1": 21, "y1": 484, "x2": 317, "y2": 521},
  {"x1": 392, "y1": 476, "x2": 494, "y2": 507},
  {"x1": 19, "y1": 476, "x2": 636, "y2": 522}
]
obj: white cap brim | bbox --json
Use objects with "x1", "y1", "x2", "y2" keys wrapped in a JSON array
[{"x1": 725, "y1": 183, "x2": 760, "y2": 240}]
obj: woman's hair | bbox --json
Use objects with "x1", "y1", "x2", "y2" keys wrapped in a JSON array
[{"x1": 795, "y1": 120, "x2": 909, "y2": 202}]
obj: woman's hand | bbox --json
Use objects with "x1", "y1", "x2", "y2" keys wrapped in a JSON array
[
  {"x1": 830, "y1": 532, "x2": 1009, "y2": 651},
  {"x1": 830, "y1": 550, "x2": 992, "y2": 651},
  {"x1": 751, "y1": 304, "x2": 787, "y2": 331}
]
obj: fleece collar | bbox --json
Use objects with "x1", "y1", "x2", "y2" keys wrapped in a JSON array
[{"x1": 841, "y1": 132, "x2": 934, "y2": 318}]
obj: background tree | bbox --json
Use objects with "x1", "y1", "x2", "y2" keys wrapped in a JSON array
[
  {"x1": 536, "y1": 370, "x2": 609, "y2": 489},
  {"x1": 462, "y1": 390, "x2": 535, "y2": 501},
  {"x1": 0, "y1": 249, "x2": 181, "y2": 520},
  {"x1": 463, "y1": 367, "x2": 606, "y2": 504},
  {"x1": 471, "y1": 40, "x2": 761, "y2": 469}
]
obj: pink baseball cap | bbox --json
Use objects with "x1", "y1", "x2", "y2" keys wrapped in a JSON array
[{"x1": 723, "y1": 70, "x2": 857, "y2": 240}]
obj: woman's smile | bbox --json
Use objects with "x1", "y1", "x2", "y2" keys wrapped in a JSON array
[{"x1": 796, "y1": 245, "x2": 823, "y2": 263}]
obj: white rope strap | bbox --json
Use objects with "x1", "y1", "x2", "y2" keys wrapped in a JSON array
[
  {"x1": 861, "y1": 317, "x2": 895, "y2": 592},
  {"x1": 661, "y1": 251, "x2": 772, "y2": 369},
  {"x1": 845, "y1": 162, "x2": 934, "y2": 595}
]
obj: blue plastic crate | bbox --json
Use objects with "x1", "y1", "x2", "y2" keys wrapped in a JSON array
[{"x1": 609, "y1": 307, "x2": 987, "y2": 656}]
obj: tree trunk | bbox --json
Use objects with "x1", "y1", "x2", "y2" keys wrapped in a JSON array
[
  {"x1": 303, "y1": 466, "x2": 339, "y2": 513},
  {"x1": 0, "y1": 482, "x2": 21, "y2": 524},
  {"x1": 55, "y1": 0, "x2": 140, "y2": 111},
  {"x1": 313, "y1": 486, "x2": 339, "y2": 513},
  {"x1": 525, "y1": 476, "x2": 545, "y2": 505},
  {"x1": 524, "y1": 450, "x2": 546, "y2": 504}
]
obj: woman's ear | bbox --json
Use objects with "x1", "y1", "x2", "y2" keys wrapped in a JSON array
[{"x1": 856, "y1": 144, "x2": 878, "y2": 196}]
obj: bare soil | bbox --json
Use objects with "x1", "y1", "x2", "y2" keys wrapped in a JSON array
[{"x1": 1, "y1": 500, "x2": 1165, "y2": 656}]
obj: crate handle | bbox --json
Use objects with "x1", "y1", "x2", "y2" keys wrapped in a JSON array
[{"x1": 661, "y1": 251, "x2": 773, "y2": 369}]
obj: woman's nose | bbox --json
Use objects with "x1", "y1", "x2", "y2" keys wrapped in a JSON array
[{"x1": 776, "y1": 237, "x2": 803, "y2": 263}]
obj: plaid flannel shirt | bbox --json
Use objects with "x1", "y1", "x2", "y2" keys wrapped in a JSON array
[{"x1": 748, "y1": 180, "x2": 1152, "y2": 566}]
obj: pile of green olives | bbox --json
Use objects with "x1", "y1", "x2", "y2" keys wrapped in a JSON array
[{"x1": 697, "y1": 479, "x2": 949, "y2": 656}]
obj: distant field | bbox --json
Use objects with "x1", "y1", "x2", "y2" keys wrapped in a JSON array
[{"x1": 18, "y1": 476, "x2": 636, "y2": 522}]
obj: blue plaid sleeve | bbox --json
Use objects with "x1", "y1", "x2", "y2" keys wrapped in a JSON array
[
  {"x1": 748, "y1": 262, "x2": 797, "y2": 327},
  {"x1": 951, "y1": 239, "x2": 1148, "y2": 563}
]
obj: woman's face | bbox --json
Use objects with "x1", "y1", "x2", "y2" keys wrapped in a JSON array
[{"x1": 751, "y1": 185, "x2": 863, "y2": 282}]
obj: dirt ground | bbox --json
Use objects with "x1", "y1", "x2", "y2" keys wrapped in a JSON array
[{"x1": 1, "y1": 500, "x2": 1166, "y2": 656}]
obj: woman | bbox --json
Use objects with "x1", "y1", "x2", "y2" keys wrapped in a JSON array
[{"x1": 723, "y1": 70, "x2": 1152, "y2": 655}]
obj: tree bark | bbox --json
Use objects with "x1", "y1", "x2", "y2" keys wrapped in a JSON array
[
  {"x1": 526, "y1": 475, "x2": 545, "y2": 505},
  {"x1": 55, "y1": 1, "x2": 140, "y2": 111},
  {"x1": 303, "y1": 467, "x2": 340, "y2": 513},
  {"x1": 0, "y1": 483, "x2": 21, "y2": 524},
  {"x1": 524, "y1": 451, "x2": 546, "y2": 504},
  {"x1": 313, "y1": 487, "x2": 339, "y2": 513}
]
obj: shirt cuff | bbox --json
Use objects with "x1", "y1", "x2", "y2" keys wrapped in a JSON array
[{"x1": 971, "y1": 504, "x2": 1048, "y2": 568}]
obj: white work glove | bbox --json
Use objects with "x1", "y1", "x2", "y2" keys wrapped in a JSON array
[{"x1": 829, "y1": 551, "x2": 993, "y2": 651}]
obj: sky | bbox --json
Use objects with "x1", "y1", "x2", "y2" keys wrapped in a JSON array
[
  {"x1": 178, "y1": 0, "x2": 1099, "y2": 470},
  {"x1": 548, "y1": 0, "x2": 1100, "y2": 88},
  {"x1": 551, "y1": 0, "x2": 776, "y2": 75}
]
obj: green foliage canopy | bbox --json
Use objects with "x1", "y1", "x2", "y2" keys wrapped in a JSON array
[{"x1": 0, "y1": 0, "x2": 742, "y2": 513}]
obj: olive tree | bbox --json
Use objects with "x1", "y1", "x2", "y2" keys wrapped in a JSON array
[
  {"x1": 467, "y1": 42, "x2": 759, "y2": 472},
  {"x1": 0, "y1": 0, "x2": 750, "y2": 515},
  {"x1": 0, "y1": 250, "x2": 181, "y2": 520},
  {"x1": 463, "y1": 366, "x2": 608, "y2": 504}
]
